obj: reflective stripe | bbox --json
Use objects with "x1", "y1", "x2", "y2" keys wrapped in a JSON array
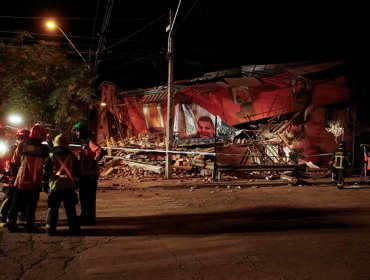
[
  {"x1": 55, "y1": 155, "x2": 74, "y2": 181},
  {"x1": 26, "y1": 157, "x2": 39, "y2": 181},
  {"x1": 335, "y1": 155, "x2": 344, "y2": 169}
]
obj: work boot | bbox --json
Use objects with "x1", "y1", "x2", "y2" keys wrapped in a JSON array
[
  {"x1": 337, "y1": 185, "x2": 344, "y2": 189},
  {"x1": 79, "y1": 215, "x2": 95, "y2": 226},
  {"x1": 69, "y1": 226, "x2": 82, "y2": 236},
  {"x1": 25, "y1": 224, "x2": 38, "y2": 233},
  {"x1": 46, "y1": 228, "x2": 56, "y2": 236},
  {"x1": 18, "y1": 212, "x2": 26, "y2": 223},
  {"x1": 7, "y1": 223, "x2": 20, "y2": 233}
]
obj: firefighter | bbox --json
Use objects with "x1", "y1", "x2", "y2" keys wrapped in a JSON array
[
  {"x1": 330, "y1": 141, "x2": 350, "y2": 189},
  {"x1": 42, "y1": 134, "x2": 81, "y2": 236},
  {"x1": 7, "y1": 125, "x2": 49, "y2": 232},
  {"x1": 0, "y1": 129, "x2": 30, "y2": 224},
  {"x1": 71, "y1": 123, "x2": 103, "y2": 225}
]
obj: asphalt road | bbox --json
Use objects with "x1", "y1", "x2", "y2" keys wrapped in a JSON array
[{"x1": 1, "y1": 181, "x2": 370, "y2": 280}]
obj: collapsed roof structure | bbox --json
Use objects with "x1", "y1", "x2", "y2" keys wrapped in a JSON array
[{"x1": 94, "y1": 60, "x2": 353, "y2": 179}]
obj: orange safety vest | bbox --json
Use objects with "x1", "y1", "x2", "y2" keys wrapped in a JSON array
[{"x1": 12, "y1": 140, "x2": 48, "y2": 191}]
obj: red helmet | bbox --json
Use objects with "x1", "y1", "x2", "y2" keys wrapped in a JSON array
[
  {"x1": 29, "y1": 125, "x2": 47, "y2": 141},
  {"x1": 16, "y1": 129, "x2": 30, "y2": 141}
]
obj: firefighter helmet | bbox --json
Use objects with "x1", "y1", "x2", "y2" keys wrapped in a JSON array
[
  {"x1": 53, "y1": 134, "x2": 69, "y2": 147},
  {"x1": 16, "y1": 129, "x2": 30, "y2": 141},
  {"x1": 29, "y1": 125, "x2": 47, "y2": 141}
]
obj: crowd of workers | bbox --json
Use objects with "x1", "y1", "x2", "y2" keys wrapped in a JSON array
[{"x1": 0, "y1": 122, "x2": 102, "y2": 235}]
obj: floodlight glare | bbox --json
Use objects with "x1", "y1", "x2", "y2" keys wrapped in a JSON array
[
  {"x1": 8, "y1": 114, "x2": 23, "y2": 126},
  {"x1": 0, "y1": 141, "x2": 9, "y2": 154}
]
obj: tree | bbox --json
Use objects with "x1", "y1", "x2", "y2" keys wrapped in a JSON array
[{"x1": 0, "y1": 31, "x2": 96, "y2": 132}]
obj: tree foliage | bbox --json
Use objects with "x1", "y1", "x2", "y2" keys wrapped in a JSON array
[{"x1": 0, "y1": 31, "x2": 96, "y2": 132}]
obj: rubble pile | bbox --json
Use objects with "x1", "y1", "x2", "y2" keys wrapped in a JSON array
[{"x1": 98, "y1": 112, "x2": 330, "y2": 183}]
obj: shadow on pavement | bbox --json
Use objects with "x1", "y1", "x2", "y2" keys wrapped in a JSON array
[{"x1": 79, "y1": 206, "x2": 370, "y2": 237}]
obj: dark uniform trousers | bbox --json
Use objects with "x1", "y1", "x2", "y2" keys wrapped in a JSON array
[
  {"x1": 79, "y1": 176, "x2": 98, "y2": 223},
  {"x1": 46, "y1": 189, "x2": 79, "y2": 230},
  {"x1": 7, "y1": 188, "x2": 39, "y2": 227}
]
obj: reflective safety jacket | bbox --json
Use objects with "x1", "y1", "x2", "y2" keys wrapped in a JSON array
[
  {"x1": 43, "y1": 146, "x2": 80, "y2": 191},
  {"x1": 11, "y1": 138, "x2": 49, "y2": 191},
  {"x1": 78, "y1": 138, "x2": 102, "y2": 177},
  {"x1": 364, "y1": 152, "x2": 370, "y2": 171},
  {"x1": 332, "y1": 147, "x2": 349, "y2": 170}
]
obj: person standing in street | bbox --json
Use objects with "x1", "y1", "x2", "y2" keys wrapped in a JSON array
[
  {"x1": 71, "y1": 123, "x2": 103, "y2": 225},
  {"x1": 330, "y1": 141, "x2": 350, "y2": 189},
  {"x1": 42, "y1": 134, "x2": 81, "y2": 236},
  {"x1": 0, "y1": 129, "x2": 30, "y2": 224},
  {"x1": 360, "y1": 144, "x2": 370, "y2": 183},
  {"x1": 7, "y1": 125, "x2": 49, "y2": 232}
]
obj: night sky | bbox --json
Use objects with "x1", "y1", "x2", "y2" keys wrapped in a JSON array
[{"x1": 1, "y1": 0, "x2": 368, "y2": 89}]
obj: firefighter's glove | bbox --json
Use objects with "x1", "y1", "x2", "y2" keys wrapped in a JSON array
[{"x1": 42, "y1": 182, "x2": 50, "y2": 194}]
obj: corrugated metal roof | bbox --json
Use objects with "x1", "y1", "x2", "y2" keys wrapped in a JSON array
[
  {"x1": 223, "y1": 77, "x2": 263, "y2": 87},
  {"x1": 139, "y1": 91, "x2": 167, "y2": 104},
  {"x1": 287, "y1": 61, "x2": 346, "y2": 76},
  {"x1": 116, "y1": 85, "x2": 167, "y2": 97},
  {"x1": 109, "y1": 61, "x2": 348, "y2": 107},
  {"x1": 178, "y1": 82, "x2": 225, "y2": 94},
  {"x1": 241, "y1": 61, "x2": 347, "y2": 78}
]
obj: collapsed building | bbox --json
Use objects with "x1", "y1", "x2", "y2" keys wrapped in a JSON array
[{"x1": 93, "y1": 60, "x2": 355, "y2": 181}]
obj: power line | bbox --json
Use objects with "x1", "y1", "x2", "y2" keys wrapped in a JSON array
[
  {"x1": 173, "y1": 0, "x2": 198, "y2": 35},
  {"x1": 0, "y1": 15, "x2": 151, "y2": 21},
  {"x1": 90, "y1": 0, "x2": 100, "y2": 50},
  {"x1": 0, "y1": 30, "x2": 163, "y2": 44},
  {"x1": 104, "y1": 13, "x2": 167, "y2": 52},
  {"x1": 93, "y1": 0, "x2": 114, "y2": 73}
]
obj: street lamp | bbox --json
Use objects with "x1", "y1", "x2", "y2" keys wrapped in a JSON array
[{"x1": 46, "y1": 20, "x2": 87, "y2": 63}]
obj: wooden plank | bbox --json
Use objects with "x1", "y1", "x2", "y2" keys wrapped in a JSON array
[
  {"x1": 126, "y1": 161, "x2": 163, "y2": 174},
  {"x1": 101, "y1": 167, "x2": 115, "y2": 177},
  {"x1": 173, "y1": 165, "x2": 193, "y2": 171}
]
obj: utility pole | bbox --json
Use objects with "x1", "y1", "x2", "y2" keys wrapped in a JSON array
[{"x1": 165, "y1": 10, "x2": 174, "y2": 179}]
